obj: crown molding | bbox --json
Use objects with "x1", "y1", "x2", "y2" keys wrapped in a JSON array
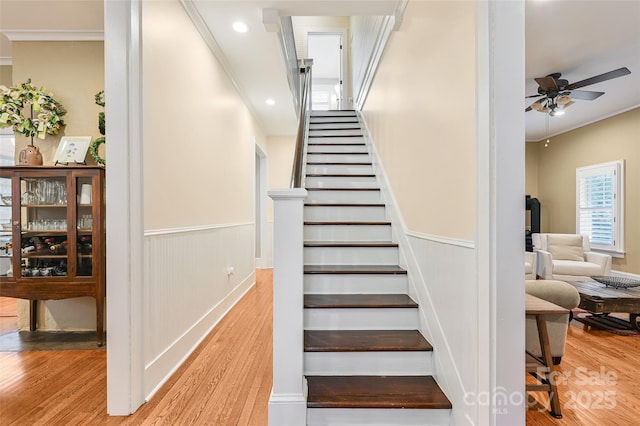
[
  {"x1": 0, "y1": 57, "x2": 11, "y2": 66},
  {"x1": 1, "y1": 30, "x2": 104, "y2": 41}
]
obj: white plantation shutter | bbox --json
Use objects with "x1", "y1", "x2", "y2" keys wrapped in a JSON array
[{"x1": 576, "y1": 161, "x2": 624, "y2": 254}]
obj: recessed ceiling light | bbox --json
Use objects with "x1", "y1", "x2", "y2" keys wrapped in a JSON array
[
  {"x1": 266, "y1": 99, "x2": 275, "y2": 106},
  {"x1": 232, "y1": 22, "x2": 249, "y2": 33}
]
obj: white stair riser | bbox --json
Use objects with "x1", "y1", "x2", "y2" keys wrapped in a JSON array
[
  {"x1": 304, "y1": 274, "x2": 408, "y2": 294},
  {"x1": 304, "y1": 206, "x2": 386, "y2": 221},
  {"x1": 306, "y1": 164, "x2": 373, "y2": 175},
  {"x1": 308, "y1": 129, "x2": 363, "y2": 137},
  {"x1": 310, "y1": 116, "x2": 359, "y2": 123},
  {"x1": 306, "y1": 190, "x2": 380, "y2": 204},
  {"x1": 307, "y1": 136, "x2": 365, "y2": 144},
  {"x1": 304, "y1": 351, "x2": 432, "y2": 376},
  {"x1": 304, "y1": 308, "x2": 418, "y2": 330},
  {"x1": 311, "y1": 111, "x2": 357, "y2": 117},
  {"x1": 306, "y1": 176, "x2": 377, "y2": 188},
  {"x1": 305, "y1": 225, "x2": 391, "y2": 241},
  {"x1": 309, "y1": 123, "x2": 361, "y2": 130},
  {"x1": 307, "y1": 408, "x2": 451, "y2": 426},
  {"x1": 307, "y1": 154, "x2": 370, "y2": 163},
  {"x1": 307, "y1": 144, "x2": 368, "y2": 153},
  {"x1": 304, "y1": 246, "x2": 398, "y2": 265}
]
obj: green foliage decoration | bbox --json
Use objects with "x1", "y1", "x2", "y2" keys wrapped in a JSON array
[
  {"x1": 90, "y1": 90, "x2": 106, "y2": 165},
  {"x1": 0, "y1": 78, "x2": 67, "y2": 142}
]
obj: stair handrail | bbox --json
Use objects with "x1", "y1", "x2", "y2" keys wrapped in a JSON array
[{"x1": 290, "y1": 61, "x2": 312, "y2": 188}]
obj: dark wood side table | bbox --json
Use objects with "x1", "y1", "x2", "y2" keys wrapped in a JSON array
[{"x1": 526, "y1": 293, "x2": 568, "y2": 419}]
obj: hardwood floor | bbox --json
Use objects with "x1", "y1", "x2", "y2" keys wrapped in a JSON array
[
  {"x1": 0, "y1": 270, "x2": 273, "y2": 425},
  {"x1": 1, "y1": 272, "x2": 639, "y2": 425},
  {"x1": 0, "y1": 297, "x2": 18, "y2": 336},
  {"x1": 526, "y1": 318, "x2": 640, "y2": 425}
]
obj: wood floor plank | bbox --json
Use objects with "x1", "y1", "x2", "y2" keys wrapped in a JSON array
[
  {"x1": 306, "y1": 375, "x2": 452, "y2": 409},
  {"x1": 0, "y1": 270, "x2": 273, "y2": 426},
  {"x1": 2, "y1": 271, "x2": 639, "y2": 425},
  {"x1": 305, "y1": 330, "x2": 432, "y2": 352},
  {"x1": 304, "y1": 294, "x2": 417, "y2": 308}
]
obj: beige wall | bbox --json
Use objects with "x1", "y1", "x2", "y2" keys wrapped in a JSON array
[
  {"x1": 142, "y1": 0, "x2": 265, "y2": 230},
  {"x1": 266, "y1": 135, "x2": 296, "y2": 221},
  {"x1": 0, "y1": 65, "x2": 11, "y2": 87},
  {"x1": 527, "y1": 108, "x2": 640, "y2": 273},
  {"x1": 11, "y1": 41, "x2": 104, "y2": 164},
  {"x1": 362, "y1": 0, "x2": 476, "y2": 240}
]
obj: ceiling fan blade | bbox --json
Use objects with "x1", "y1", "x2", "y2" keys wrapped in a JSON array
[
  {"x1": 534, "y1": 76, "x2": 558, "y2": 91},
  {"x1": 565, "y1": 67, "x2": 631, "y2": 90},
  {"x1": 525, "y1": 94, "x2": 543, "y2": 98},
  {"x1": 568, "y1": 90, "x2": 605, "y2": 100},
  {"x1": 525, "y1": 98, "x2": 546, "y2": 112}
]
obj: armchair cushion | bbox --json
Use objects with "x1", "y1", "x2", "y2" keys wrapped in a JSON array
[
  {"x1": 552, "y1": 260, "x2": 604, "y2": 276},
  {"x1": 547, "y1": 234, "x2": 584, "y2": 261},
  {"x1": 525, "y1": 280, "x2": 580, "y2": 361}
]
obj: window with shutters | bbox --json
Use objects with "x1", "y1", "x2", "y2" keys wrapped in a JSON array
[{"x1": 576, "y1": 160, "x2": 624, "y2": 255}]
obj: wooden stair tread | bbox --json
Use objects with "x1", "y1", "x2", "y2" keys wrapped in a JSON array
[
  {"x1": 304, "y1": 241, "x2": 398, "y2": 248},
  {"x1": 308, "y1": 143, "x2": 365, "y2": 146},
  {"x1": 306, "y1": 162, "x2": 373, "y2": 165},
  {"x1": 308, "y1": 134, "x2": 363, "y2": 138},
  {"x1": 306, "y1": 174, "x2": 375, "y2": 178},
  {"x1": 304, "y1": 294, "x2": 417, "y2": 309},
  {"x1": 309, "y1": 127, "x2": 361, "y2": 131},
  {"x1": 304, "y1": 203, "x2": 384, "y2": 207},
  {"x1": 304, "y1": 330, "x2": 431, "y2": 352},
  {"x1": 305, "y1": 188, "x2": 380, "y2": 191},
  {"x1": 306, "y1": 376, "x2": 452, "y2": 409},
  {"x1": 304, "y1": 221, "x2": 391, "y2": 225},
  {"x1": 304, "y1": 265, "x2": 407, "y2": 274},
  {"x1": 307, "y1": 152, "x2": 368, "y2": 155}
]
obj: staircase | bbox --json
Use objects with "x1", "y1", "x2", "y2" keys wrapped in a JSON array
[{"x1": 302, "y1": 110, "x2": 452, "y2": 425}]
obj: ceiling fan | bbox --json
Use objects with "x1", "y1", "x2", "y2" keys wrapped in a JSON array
[{"x1": 525, "y1": 67, "x2": 631, "y2": 116}]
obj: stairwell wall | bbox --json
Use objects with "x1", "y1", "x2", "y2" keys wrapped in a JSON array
[
  {"x1": 141, "y1": 0, "x2": 265, "y2": 398},
  {"x1": 362, "y1": 1, "x2": 477, "y2": 424}
]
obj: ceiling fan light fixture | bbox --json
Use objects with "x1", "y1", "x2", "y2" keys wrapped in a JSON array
[
  {"x1": 557, "y1": 95, "x2": 572, "y2": 105},
  {"x1": 550, "y1": 109, "x2": 564, "y2": 117}
]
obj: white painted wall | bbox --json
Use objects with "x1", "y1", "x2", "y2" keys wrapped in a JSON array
[
  {"x1": 362, "y1": 1, "x2": 526, "y2": 424},
  {"x1": 140, "y1": 0, "x2": 266, "y2": 400}
]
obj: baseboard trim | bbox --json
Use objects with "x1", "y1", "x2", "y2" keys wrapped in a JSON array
[{"x1": 144, "y1": 271, "x2": 256, "y2": 400}]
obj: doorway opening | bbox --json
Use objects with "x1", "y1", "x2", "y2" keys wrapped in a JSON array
[{"x1": 307, "y1": 33, "x2": 343, "y2": 110}]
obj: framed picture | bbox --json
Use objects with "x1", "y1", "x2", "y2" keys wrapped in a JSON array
[{"x1": 53, "y1": 136, "x2": 92, "y2": 165}]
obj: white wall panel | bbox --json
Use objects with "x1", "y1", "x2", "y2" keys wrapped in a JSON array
[{"x1": 143, "y1": 223, "x2": 255, "y2": 398}]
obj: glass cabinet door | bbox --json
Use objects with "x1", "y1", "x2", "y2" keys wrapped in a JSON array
[
  {"x1": 0, "y1": 176, "x2": 11, "y2": 277},
  {"x1": 19, "y1": 176, "x2": 69, "y2": 278},
  {"x1": 76, "y1": 175, "x2": 94, "y2": 277}
]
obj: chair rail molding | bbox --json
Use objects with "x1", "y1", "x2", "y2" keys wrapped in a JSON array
[{"x1": 1, "y1": 30, "x2": 104, "y2": 41}]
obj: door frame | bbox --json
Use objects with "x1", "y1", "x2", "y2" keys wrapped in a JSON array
[{"x1": 307, "y1": 31, "x2": 347, "y2": 110}]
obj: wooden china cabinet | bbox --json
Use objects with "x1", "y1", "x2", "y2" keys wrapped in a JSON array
[{"x1": 0, "y1": 166, "x2": 105, "y2": 345}]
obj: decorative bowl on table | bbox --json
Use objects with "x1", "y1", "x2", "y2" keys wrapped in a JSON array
[
  {"x1": 0, "y1": 194, "x2": 10, "y2": 205},
  {"x1": 591, "y1": 275, "x2": 640, "y2": 289}
]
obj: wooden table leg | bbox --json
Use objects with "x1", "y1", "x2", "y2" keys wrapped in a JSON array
[
  {"x1": 536, "y1": 315, "x2": 562, "y2": 418},
  {"x1": 29, "y1": 299, "x2": 38, "y2": 331}
]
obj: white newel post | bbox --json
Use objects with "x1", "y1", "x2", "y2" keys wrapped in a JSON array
[{"x1": 268, "y1": 188, "x2": 308, "y2": 426}]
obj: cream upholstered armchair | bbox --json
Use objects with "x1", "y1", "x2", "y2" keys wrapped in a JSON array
[
  {"x1": 525, "y1": 251, "x2": 537, "y2": 279},
  {"x1": 532, "y1": 233, "x2": 612, "y2": 281},
  {"x1": 525, "y1": 280, "x2": 580, "y2": 365}
]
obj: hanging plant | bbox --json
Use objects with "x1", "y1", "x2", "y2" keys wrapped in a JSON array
[
  {"x1": 0, "y1": 78, "x2": 66, "y2": 144},
  {"x1": 89, "y1": 90, "x2": 106, "y2": 165}
]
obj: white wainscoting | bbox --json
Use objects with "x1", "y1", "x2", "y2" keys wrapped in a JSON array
[
  {"x1": 404, "y1": 234, "x2": 476, "y2": 426},
  {"x1": 359, "y1": 113, "x2": 476, "y2": 425},
  {"x1": 143, "y1": 223, "x2": 256, "y2": 398},
  {"x1": 257, "y1": 220, "x2": 273, "y2": 269}
]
